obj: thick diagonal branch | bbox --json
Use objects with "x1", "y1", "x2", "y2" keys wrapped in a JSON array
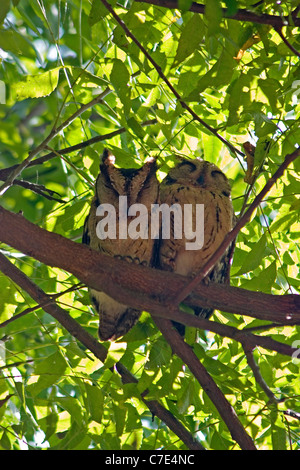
[
  {"x1": 155, "y1": 317, "x2": 256, "y2": 450},
  {"x1": 0, "y1": 206, "x2": 299, "y2": 327},
  {"x1": 0, "y1": 206, "x2": 299, "y2": 326},
  {"x1": 0, "y1": 252, "x2": 204, "y2": 451}
]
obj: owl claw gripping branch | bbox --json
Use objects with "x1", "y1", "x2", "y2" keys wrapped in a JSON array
[{"x1": 83, "y1": 151, "x2": 234, "y2": 341}]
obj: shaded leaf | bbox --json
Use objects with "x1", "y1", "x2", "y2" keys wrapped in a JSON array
[
  {"x1": 173, "y1": 15, "x2": 204, "y2": 68},
  {"x1": 85, "y1": 383, "x2": 103, "y2": 423}
]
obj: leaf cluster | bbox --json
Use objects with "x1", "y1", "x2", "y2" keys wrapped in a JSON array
[{"x1": 0, "y1": 0, "x2": 299, "y2": 450}]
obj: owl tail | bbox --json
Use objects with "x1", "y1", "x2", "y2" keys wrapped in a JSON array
[{"x1": 90, "y1": 289, "x2": 141, "y2": 341}]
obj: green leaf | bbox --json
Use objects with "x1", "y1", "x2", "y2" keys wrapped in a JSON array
[
  {"x1": 0, "y1": 275, "x2": 16, "y2": 308},
  {"x1": 0, "y1": 29, "x2": 35, "y2": 56},
  {"x1": 127, "y1": 117, "x2": 146, "y2": 139},
  {"x1": 85, "y1": 383, "x2": 103, "y2": 423},
  {"x1": 89, "y1": 0, "x2": 110, "y2": 25},
  {"x1": 147, "y1": 336, "x2": 172, "y2": 368},
  {"x1": 205, "y1": 0, "x2": 222, "y2": 36},
  {"x1": 173, "y1": 15, "x2": 204, "y2": 68},
  {"x1": 178, "y1": 0, "x2": 193, "y2": 11},
  {"x1": 110, "y1": 59, "x2": 131, "y2": 117},
  {"x1": 236, "y1": 234, "x2": 267, "y2": 275},
  {"x1": 56, "y1": 397, "x2": 83, "y2": 425},
  {"x1": 12, "y1": 67, "x2": 61, "y2": 100},
  {"x1": 0, "y1": 0, "x2": 10, "y2": 25},
  {"x1": 187, "y1": 49, "x2": 236, "y2": 97},
  {"x1": 177, "y1": 380, "x2": 194, "y2": 414},
  {"x1": 113, "y1": 403, "x2": 127, "y2": 436},
  {"x1": 258, "y1": 78, "x2": 280, "y2": 113},
  {"x1": 28, "y1": 351, "x2": 68, "y2": 397},
  {"x1": 227, "y1": 78, "x2": 243, "y2": 126},
  {"x1": 223, "y1": 0, "x2": 238, "y2": 15},
  {"x1": 271, "y1": 424, "x2": 287, "y2": 450},
  {"x1": 241, "y1": 261, "x2": 277, "y2": 293},
  {"x1": 38, "y1": 412, "x2": 58, "y2": 441},
  {"x1": 104, "y1": 341, "x2": 127, "y2": 369},
  {"x1": 68, "y1": 67, "x2": 107, "y2": 88},
  {"x1": 253, "y1": 138, "x2": 271, "y2": 168},
  {"x1": 0, "y1": 431, "x2": 11, "y2": 450},
  {"x1": 125, "y1": 403, "x2": 141, "y2": 432}
]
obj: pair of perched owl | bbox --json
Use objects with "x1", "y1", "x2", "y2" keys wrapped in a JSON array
[{"x1": 82, "y1": 149, "x2": 235, "y2": 341}]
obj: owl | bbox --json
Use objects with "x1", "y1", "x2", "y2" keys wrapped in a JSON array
[
  {"x1": 82, "y1": 149, "x2": 159, "y2": 341},
  {"x1": 158, "y1": 157, "x2": 235, "y2": 332}
]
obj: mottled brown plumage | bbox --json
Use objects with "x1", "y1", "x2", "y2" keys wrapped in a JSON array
[
  {"x1": 158, "y1": 158, "x2": 234, "y2": 327},
  {"x1": 82, "y1": 149, "x2": 159, "y2": 341}
]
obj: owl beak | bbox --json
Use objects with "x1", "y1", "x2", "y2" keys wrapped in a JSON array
[{"x1": 196, "y1": 172, "x2": 206, "y2": 187}]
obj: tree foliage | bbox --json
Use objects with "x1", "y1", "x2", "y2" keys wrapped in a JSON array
[{"x1": 0, "y1": 0, "x2": 300, "y2": 450}]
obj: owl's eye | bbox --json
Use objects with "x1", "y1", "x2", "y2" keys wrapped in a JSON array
[
  {"x1": 164, "y1": 174, "x2": 176, "y2": 185},
  {"x1": 178, "y1": 161, "x2": 197, "y2": 172},
  {"x1": 211, "y1": 170, "x2": 225, "y2": 178}
]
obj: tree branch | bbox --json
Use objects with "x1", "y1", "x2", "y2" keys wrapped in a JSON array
[
  {"x1": 0, "y1": 120, "x2": 157, "y2": 186},
  {"x1": 274, "y1": 27, "x2": 300, "y2": 58},
  {"x1": 0, "y1": 251, "x2": 204, "y2": 451},
  {"x1": 0, "y1": 88, "x2": 111, "y2": 196},
  {"x1": 243, "y1": 346, "x2": 278, "y2": 402},
  {"x1": 0, "y1": 206, "x2": 299, "y2": 327},
  {"x1": 154, "y1": 309, "x2": 296, "y2": 358},
  {"x1": 155, "y1": 317, "x2": 256, "y2": 450},
  {"x1": 134, "y1": 0, "x2": 300, "y2": 27}
]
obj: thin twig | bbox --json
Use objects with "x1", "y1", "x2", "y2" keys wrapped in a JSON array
[
  {"x1": 283, "y1": 409, "x2": 300, "y2": 421},
  {"x1": 152, "y1": 309, "x2": 296, "y2": 357},
  {"x1": 100, "y1": 0, "x2": 243, "y2": 158},
  {"x1": 0, "y1": 252, "x2": 204, "y2": 451},
  {"x1": 0, "y1": 282, "x2": 83, "y2": 329},
  {"x1": 12, "y1": 179, "x2": 66, "y2": 203},
  {"x1": 274, "y1": 27, "x2": 300, "y2": 58},
  {"x1": 0, "y1": 119, "x2": 157, "y2": 184},
  {"x1": 243, "y1": 346, "x2": 279, "y2": 402},
  {"x1": 0, "y1": 88, "x2": 111, "y2": 196}
]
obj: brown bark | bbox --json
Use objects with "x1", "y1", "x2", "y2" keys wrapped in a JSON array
[
  {"x1": 134, "y1": 0, "x2": 300, "y2": 27},
  {"x1": 0, "y1": 251, "x2": 204, "y2": 451},
  {"x1": 0, "y1": 206, "x2": 299, "y2": 327},
  {"x1": 0, "y1": 206, "x2": 299, "y2": 322},
  {"x1": 155, "y1": 317, "x2": 257, "y2": 450}
]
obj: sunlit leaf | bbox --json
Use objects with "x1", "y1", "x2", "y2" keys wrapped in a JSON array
[
  {"x1": 0, "y1": 0, "x2": 299, "y2": 451},
  {"x1": 12, "y1": 67, "x2": 61, "y2": 100}
]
